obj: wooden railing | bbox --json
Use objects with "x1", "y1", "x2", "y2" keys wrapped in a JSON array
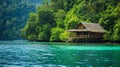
[
  {"x1": 69, "y1": 34, "x2": 103, "y2": 39},
  {"x1": 70, "y1": 35, "x2": 88, "y2": 38}
]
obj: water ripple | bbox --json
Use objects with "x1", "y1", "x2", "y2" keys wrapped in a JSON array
[{"x1": 0, "y1": 41, "x2": 120, "y2": 67}]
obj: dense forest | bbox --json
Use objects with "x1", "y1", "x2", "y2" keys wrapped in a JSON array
[
  {"x1": 1, "y1": 0, "x2": 120, "y2": 42},
  {"x1": 21, "y1": 0, "x2": 120, "y2": 42},
  {"x1": 0, "y1": 0, "x2": 44, "y2": 40}
]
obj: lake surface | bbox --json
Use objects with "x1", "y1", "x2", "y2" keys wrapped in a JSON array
[{"x1": 0, "y1": 40, "x2": 120, "y2": 67}]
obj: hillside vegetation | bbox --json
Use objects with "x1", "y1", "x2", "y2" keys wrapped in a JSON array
[
  {"x1": 21, "y1": 0, "x2": 120, "y2": 42},
  {"x1": 0, "y1": 0, "x2": 44, "y2": 40}
]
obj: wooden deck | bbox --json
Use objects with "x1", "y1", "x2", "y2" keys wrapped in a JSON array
[
  {"x1": 67, "y1": 34, "x2": 103, "y2": 42},
  {"x1": 70, "y1": 35, "x2": 88, "y2": 38},
  {"x1": 69, "y1": 35, "x2": 102, "y2": 38}
]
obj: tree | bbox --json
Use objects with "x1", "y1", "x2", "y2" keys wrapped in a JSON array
[
  {"x1": 36, "y1": 6, "x2": 55, "y2": 26},
  {"x1": 50, "y1": 27, "x2": 64, "y2": 42},
  {"x1": 55, "y1": 9, "x2": 66, "y2": 28},
  {"x1": 60, "y1": 31, "x2": 70, "y2": 41},
  {"x1": 21, "y1": 0, "x2": 120, "y2": 42},
  {"x1": 21, "y1": 3, "x2": 55, "y2": 41},
  {"x1": 64, "y1": 10, "x2": 79, "y2": 29},
  {"x1": 38, "y1": 23, "x2": 52, "y2": 41},
  {"x1": 113, "y1": 21, "x2": 120, "y2": 42},
  {"x1": 0, "y1": 0, "x2": 43, "y2": 40}
]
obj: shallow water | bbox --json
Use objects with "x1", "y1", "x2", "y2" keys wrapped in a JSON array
[{"x1": 0, "y1": 40, "x2": 120, "y2": 67}]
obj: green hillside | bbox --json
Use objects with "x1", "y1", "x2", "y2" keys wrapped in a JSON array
[
  {"x1": 0, "y1": 0, "x2": 44, "y2": 40},
  {"x1": 20, "y1": 0, "x2": 120, "y2": 42}
]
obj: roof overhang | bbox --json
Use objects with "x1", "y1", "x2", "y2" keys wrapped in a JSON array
[{"x1": 67, "y1": 29, "x2": 106, "y2": 33}]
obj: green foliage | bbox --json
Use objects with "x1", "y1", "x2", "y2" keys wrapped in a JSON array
[
  {"x1": 113, "y1": 20, "x2": 120, "y2": 42},
  {"x1": 60, "y1": 31, "x2": 70, "y2": 41},
  {"x1": 27, "y1": 34, "x2": 37, "y2": 41},
  {"x1": 37, "y1": 7, "x2": 55, "y2": 26},
  {"x1": 0, "y1": 0, "x2": 44, "y2": 40},
  {"x1": 55, "y1": 10, "x2": 66, "y2": 20},
  {"x1": 103, "y1": 31, "x2": 113, "y2": 41},
  {"x1": 113, "y1": 3, "x2": 120, "y2": 42},
  {"x1": 41, "y1": 23, "x2": 52, "y2": 41},
  {"x1": 21, "y1": 3, "x2": 54, "y2": 41},
  {"x1": 50, "y1": 0, "x2": 67, "y2": 11},
  {"x1": 21, "y1": 0, "x2": 120, "y2": 42},
  {"x1": 64, "y1": 10, "x2": 80, "y2": 29},
  {"x1": 99, "y1": 2, "x2": 120, "y2": 41},
  {"x1": 28, "y1": 13, "x2": 37, "y2": 22},
  {"x1": 55, "y1": 9, "x2": 66, "y2": 28},
  {"x1": 21, "y1": 13, "x2": 37, "y2": 39},
  {"x1": 50, "y1": 27, "x2": 64, "y2": 42}
]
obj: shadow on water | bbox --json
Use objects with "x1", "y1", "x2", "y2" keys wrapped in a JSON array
[{"x1": 0, "y1": 40, "x2": 120, "y2": 67}]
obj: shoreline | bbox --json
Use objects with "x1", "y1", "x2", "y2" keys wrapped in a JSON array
[{"x1": 0, "y1": 40, "x2": 120, "y2": 43}]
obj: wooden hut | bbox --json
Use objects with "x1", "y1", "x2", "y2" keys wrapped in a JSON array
[{"x1": 67, "y1": 22, "x2": 106, "y2": 42}]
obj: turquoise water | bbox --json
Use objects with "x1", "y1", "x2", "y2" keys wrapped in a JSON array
[{"x1": 0, "y1": 40, "x2": 120, "y2": 67}]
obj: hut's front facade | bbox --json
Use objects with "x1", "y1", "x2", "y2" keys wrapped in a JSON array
[{"x1": 67, "y1": 22, "x2": 106, "y2": 42}]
